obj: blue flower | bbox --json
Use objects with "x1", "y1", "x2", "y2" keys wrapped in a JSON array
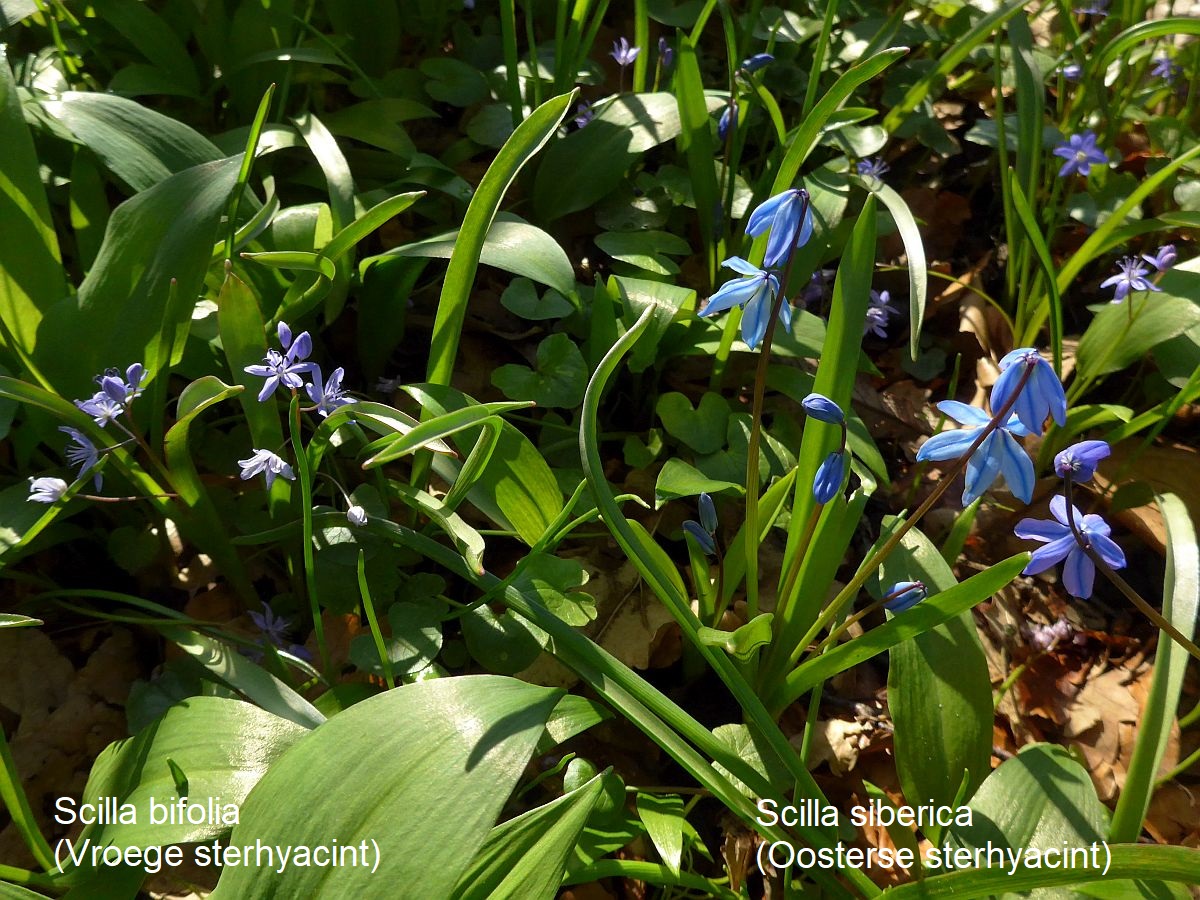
[
  {"x1": 991, "y1": 348, "x2": 1067, "y2": 433},
  {"x1": 883, "y1": 581, "x2": 927, "y2": 613},
  {"x1": 245, "y1": 321, "x2": 314, "y2": 401},
  {"x1": 1061, "y1": 63, "x2": 1083, "y2": 81},
  {"x1": 1073, "y1": 0, "x2": 1108, "y2": 15},
  {"x1": 698, "y1": 492, "x2": 717, "y2": 534},
  {"x1": 574, "y1": 101, "x2": 594, "y2": 129},
  {"x1": 238, "y1": 448, "x2": 295, "y2": 489},
  {"x1": 799, "y1": 268, "x2": 834, "y2": 307},
  {"x1": 60, "y1": 426, "x2": 101, "y2": 490},
  {"x1": 305, "y1": 366, "x2": 356, "y2": 417},
  {"x1": 1015, "y1": 496, "x2": 1125, "y2": 599},
  {"x1": 802, "y1": 393, "x2": 844, "y2": 425},
  {"x1": 916, "y1": 401, "x2": 1034, "y2": 505},
  {"x1": 718, "y1": 100, "x2": 737, "y2": 141},
  {"x1": 611, "y1": 37, "x2": 639, "y2": 67},
  {"x1": 746, "y1": 188, "x2": 814, "y2": 268},
  {"x1": 813, "y1": 451, "x2": 846, "y2": 503},
  {"x1": 1052, "y1": 131, "x2": 1107, "y2": 177},
  {"x1": 1100, "y1": 256, "x2": 1162, "y2": 303},
  {"x1": 28, "y1": 476, "x2": 68, "y2": 503},
  {"x1": 856, "y1": 157, "x2": 890, "y2": 179},
  {"x1": 94, "y1": 363, "x2": 146, "y2": 405},
  {"x1": 698, "y1": 257, "x2": 786, "y2": 350},
  {"x1": 1142, "y1": 244, "x2": 1176, "y2": 273},
  {"x1": 682, "y1": 520, "x2": 716, "y2": 556},
  {"x1": 658, "y1": 36, "x2": 674, "y2": 69},
  {"x1": 76, "y1": 392, "x2": 124, "y2": 427},
  {"x1": 1054, "y1": 440, "x2": 1110, "y2": 482},
  {"x1": 1151, "y1": 56, "x2": 1182, "y2": 84},
  {"x1": 741, "y1": 53, "x2": 774, "y2": 74},
  {"x1": 864, "y1": 289, "x2": 895, "y2": 338},
  {"x1": 249, "y1": 602, "x2": 292, "y2": 646},
  {"x1": 347, "y1": 505, "x2": 368, "y2": 527}
]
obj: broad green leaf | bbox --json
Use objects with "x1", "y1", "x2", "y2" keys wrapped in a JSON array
[
  {"x1": 211, "y1": 677, "x2": 562, "y2": 899},
  {"x1": 77, "y1": 698, "x2": 306, "y2": 850},
  {"x1": 390, "y1": 481, "x2": 486, "y2": 574},
  {"x1": 421, "y1": 56, "x2": 489, "y2": 106},
  {"x1": 1109, "y1": 493, "x2": 1198, "y2": 842},
  {"x1": 241, "y1": 250, "x2": 338, "y2": 280},
  {"x1": 656, "y1": 392, "x2": 729, "y2": 455},
  {"x1": 541, "y1": 695, "x2": 612, "y2": 748},
  {"x1": 453, "y1": 774, "x2": 605, "y2": 899},
  {"x1": 697, "y1": 613, "x2": 775, "y2": 662},
  {"x1": 90, "y1": 0, "x2": 199, "y2": 96},
  {"x1": 36, "y1": 157, "x2": 242, "y2": 393},
  {"x1": 372, "y1": 213, "x2": 575, "y2": 299},
  {"x1": 710, "y1": 723, "x2": 793, "y2": 800},
  {"x1": 500, "y1": 278, "x2": 574, "y2": 320},
  {"x1": 535, "y1": 92, "x2": 720, "y2": 220},
  {"x1": 492, "y1": 333, "x2": 587, "y2": 408},
  {"x1": 612, "y1": 275, "x2": 696, "y2": 373},
  {"x1": 881, "y1": 525, "x2": 993, "y2": 834},
  {"x1": 654, "y1": 458, "x2": 741, "y2": 507},
  {"x1": 161, "y1": 628, "x2": 324, "y2": 729},
  {"x1": 595, "y1": 230, "x2": 690, "y2": 275},
  {"x1": 39, "y1": 92, "x2": 221, "y2": 192},
  {"x1": 427, "y1": 91, "x2": 575, "y2": 388},
  {"x1": 462, "y1": 604, "x2": 544, "y2": 674},
  {"x1": 349, "y1": 598, "x2": 444, "y2": 678},
  {"x1": 0, "y1": 48, "x2": 64, "y2": 360},
  {"x1": 635, "y1": 792, "x2": 686, "y2": 877}
]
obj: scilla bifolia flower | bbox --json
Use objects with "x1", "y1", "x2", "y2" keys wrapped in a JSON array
[
  {"x1": 991, "y1": 348, "x2": 1068, "y2": 433},
  {"x1": 306, "y1": 366, "x2": 356, "y2": 417},
  {"x1": 856, "y1": 158, "x2": 890, "y2": 179},
  {"x1": 238, "y1": 448, "x2": 295, "y2": 489},
  {"x1": 883, "y1": 581, "x2": 927, "y2": 613},
  {"x1": 747, "y1": 188, "x2": 814, "y2": 269},
  {"x1": 1052, "y1": 131, "x2": 1107, "y2": 177},
  {"x1": 611, "y1": 37, "x2": 639, "y2": 67},
  {"x1": 916, "y1": 401, "x2": 1034, "y2": 505},
  {"x1": 698, "y1": 257, "x2": 785, "y2": 350},
  {"x1": 1015, "y1": 497, "x2": 1125, "y2": 599},
  {"x1": 1054, "y1": 440, "x2": 1110, "y2": 482},
  {"x1": 1143, "y1": 244, "x2": 1177, "y2": 272},
  {"x1": 61, "y1": 427, "x2": 101, "y2": 489},
  {"x1": 27, "y1": 477, "x2": 69, "y2": 504},
  {"x1": 245, "y1": 321, "x2": 314, "y2": 401},
  {"x1": 1101, "y1": 257, "x2": 1161, "y2": 303},
  {"x1": 347, "y1": 505, "x2": 368, "y2": 527}
]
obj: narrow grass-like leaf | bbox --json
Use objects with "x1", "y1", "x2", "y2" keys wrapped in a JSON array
[
  {"x1": 855, "y1": 178, "x2": 927, "y2": 359},
  {"x1": 1097, "y1": 18, "x2": 1200, "y2": 70},
  {"x1": 389, "y1": 481, "x2": 486, "y2": 574},
  {"x1": 1009, "y1": 173, "x2": 1063, "y2": 372},
  {"x1": 1109, "y1": 493, "x2": 1198, "y2": 841},
  {"x1": 673, "y1": 33, "x2": 718, "y2": 261},
  {"x1": 362, "y1": 402, "x2": 530, "y2": 467},
  {"x1": 224, "y1": 84, "x2": 274, "y2": 260},
  {"x1": 242, "y1": 250, "x2": 338, "y2": 280},
  {"x1": 428, "y1": 91, "x2": 575, "y2": 387}
]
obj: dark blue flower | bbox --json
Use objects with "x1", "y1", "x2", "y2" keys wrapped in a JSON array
[
  {"x1": 718, "y1": 100, "x2": 737, "y2": 141},
  {"x1": 306, "y1": 366, "x2": 356, "y2": 417},
  {"x1": 813, "y1": 451, "x2": 846, "y2": 503},
  {"x1": 991, "y1": 348, "x2": 1067, "y2": 433},
  {"x1": 658, "y1": 36, "x2": 674, "y2": 69},
  {"x1": 746, "y1": 188, "x2": 814, "y2": 269},
  {"x1": 682, "y1": 520, "x2": 716, "y2": 556},
  {"x1": 741, "y1": 53, "x2": 774, "y2": 74},
  {"x1": 698, "y1": 257, "x2": 786, "y2": 350},
  {"x1": 856, "y1": 157, "x2": 889, "y2": 179},
  {"x1": 1015, "y1": 496, "x2": 1125, "y2": 599},
  {"x1": 883, "y1": 581, "x2": 927, "y2": 613},
  {"x1": 698, "y1": 492, "x2": 717, "y2": 534},
  {"x1": 799, "y1": 268, "x2": 835, "y2": 307},
  {"x1": 1142, "y1": 244, "x2": 1176, "y2": 273},
  {"x1": 611, "y1": 37, "x2": 639, "y2": 67},
  {"x1": 916, "y1": 401, "x2": 1034, "y2": 505},
  {"x1": 1052, "y1": 131, "x2": 1107, "y2": 177},
  {"x1": 1100, "y1": 256, "x2": 1161, "y2": 303},
  {"x1": 802, "y1": 393, "x2": 844, "y2": 425},
  {"x1": 1054, "y1": 440, "x2": 1110, "y2": 482}
]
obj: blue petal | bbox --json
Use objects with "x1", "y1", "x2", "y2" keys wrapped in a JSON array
[
  {"x1": 1023, "y1": 535, "x2": 1076, "y2": 574},
  {"x1": 763, "y1": 215, "x2": 794, "y2": 268},
  {"x1": 916, "y1": 427, "x2": 978, "y2": 462},
  {"x1": 997, "y1": 431, "x2": 1034, "y2": 503},
  {"x1": 1090, "y1": 532, "x2": 1126, "y2": 569},
  {"x1": 813, "y1": 451, "x2": 845, "y2": 503},
  {"x1": 1014, "y1": 517, "x2": 1071, "y2": 542},
  {"x1": 701, "y1": 277, "x2": 760, "y2": 317},
  {"x1": 1031, "y1": 367, "x2": 1067, "y2": 427},
  {"x1": 741, "y1": 295, "x2": 770, "y2": 349},
  {"x1": 962, "y1": 433, "x2": 1001, "y2": 504},
  {"x1": 1080, "y1": 513, "x2": 1111, "y2": 537},
  {"x1": 795, "y1": 202, "x2": 814, "y2": 249},
  {"x1": 777, "y1": 295, "x2": 792, "y2": 334},
  {"x1": 722, "y1": 256, "x2": 762, "y2": 277},
  {"x1": 989, "y1": 361, "x2": 1025, "y2": 423},
  {"x1": 1062, "y1": 547, "x2": 1095, "y2": 598},
  {"x1": 935, "y1": 400, "x2": 990, "y2": 427},
  {"x1": 746, "y1": 193, "x2": 787, "y2": 237}
]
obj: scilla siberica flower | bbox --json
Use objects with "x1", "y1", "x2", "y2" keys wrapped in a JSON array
[
  {"x1": 698, "y1": 257, "x2": 785, "y2": 350},
  {"x1": 747, "y1": 188, "x2": 814, "y2": 269},
  {"x1": 1015, "y1": 496, "x2": 1125, "y2": 599},
  {"x1": 916, "y1": 402, "x2": 1034, "y2": 505},
  {"x1": 801, "y1": 393, "x2": 844, "y2": 424},
  {"x1": 1054, "y1": 440, "x2": 1110, "y2": 482},
  {"x1": 245, "y1": 322, "x2": 313, "y2": 401},
  {"x1": 813, "y1": 451, "x2": 846, "y2": 503},
  {"x1": 681, "y1": 493, "x2": 718, "y2": 555},
  {"x1": 1100, "y1": 256, "x2": 1161, "y2": 303},
  {"x1": 883, "y1": 581, "x2": 927, "y2": 613},
  {"x1": 658, "y1": 37, "x2": 674, "y2": 69},
  {"x1": 1052, "y1": 131, "x2": 1107, "y2": 177},
  {"x1": 741, "y1": 53, "x2": 774, "y2": 74},
  {"x1": 238, "y1": 448, "x2": 295, "y2": 489},
  {"x1": 991, "y1": 348, "x2": 1068, "y2": 433},
  {"x1": 718, "y1": 100, "x2": 737, "y2": 141}
]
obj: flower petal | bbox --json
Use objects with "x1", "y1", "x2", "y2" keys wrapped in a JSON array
[
  {"x1": 962, "y1": 433, "x2": 1001, "y2": 504},
  {"x1": 997, "y1": 431, "x2": 1035, "y2": 502},
  {"x1": 915, "y1": 428, "x2": 978, "y2": 462},
  {"x1": 1023, "y1": 535, "x2": 1076, "y2": 574},
  {"x1": 746, "y1": 194, "x2": 785, "y2": 237},
  {"x1": 935, "y1": 400, "x2": 990, "y2": 427},
  {"x1": 722, "y1": 255, "x2": 762, "y2": 277},
  {"x1": 1014, "y1": 517, "x2": 1071, "y2": 543},
  {"x1": 701, "y1": 277, "x2": 760, "y2": 317},
  {"x1": 1090, "y1": 532, "x2": 1126, "y2": 569},
  {"x1": 1062, "y1": 547, "x2": 1095, "y2": 599}
]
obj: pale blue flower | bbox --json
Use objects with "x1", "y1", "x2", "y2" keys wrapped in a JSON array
[
  {"x1": 1151, "y1": 56, "x2": 1182, "y2": 84},
  {"x1": 611, "y1": 37, "x2": 639, "y2": 67},
  {"x1": 856, "y1": 157, "x2": 889, "y2": 179},
  {"x1": 1015, "y1": 496, "x2": 1125, "y2": 599},
  {"x1": 813, "y1": 451, "x2": 846, "y2": 503},
  {"x1": 1061, "y1": 63, "x2": 1083, "y2": 81},
  {"x1": 1142, "y1": 244, "x2": 1176, "y2": 273},
  {"x1": 698, "y1": 257, "x2": 787, "y2": 350},
  {"x1": 747, "y1": 188, "x2": 814, "y2": 269},
  {"x1": 1100, "y1": 256, "x2": 1161, "y2": 303},
  {"x1": 60, "y1": 426, "x2": 101, "y2": 490},
  {"x1": 245, "y1": 322, "x2": 314, "y2": 401},
  {"x1": 306, "y1": 366, "x2": 356, "y2": 417},
  {"x1": 991, "y1": 348, "x2": 1067, "y2": 433},
  {"x1": 238, "y1": 448, "x2": 295, "y2": 489},
  {"x1": 884, "y1": 581, "x2": 927, "y2": 613},
  {"x1": 574, "y1": 101, "x2": 594, "y2": 129},
  {"x1": 1052, "y1": 131, "x2": 1107, "y2": 177},
  {"x1": 916, "y1": 401, "x2": 1034, "y2": 505},
  {"x1": 76, "y1": 392, "x2": 124, "y2": 427},
  {"x1": 249, "y1": 602, "x2": 291, "y2": 646},
  {"x1": 28, "y1": 476, "x2": 68, "y2": 503},
  {"x1": 864, "y1": 289, "x2": 895, "y2": 337},
  {"x1": 1054, "y1": 440, "x2": 1110, "y2": 482},
  {"x1": 347, "y1": 505, "x2": 368, "y2": 527}
]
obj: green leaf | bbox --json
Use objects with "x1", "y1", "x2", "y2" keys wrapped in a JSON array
[
  {"x1": 427, "y1": 91, "x2": 576, "y2": 388},
  {"x1": 463, "y1": 604, "x2": 545, "y2": 675},
  {"x1": 654, "y1": 459, "x2": 742, "y2": 507},
  {"x1": 500, "y1": 278, "x2": 574, "y2": 320},
  {"x1": 350, "y1": 597, "x2": 444, "y2": 678},
  {"x1": 656, "y1": 392, "x2": 729, "y2": 454},
  {"x1": 881, "y1": 525, "x2": 993, "y2": 834},
  {"x1": 211, "y1": 677, "x2": 562, "y2": 899},
  {"x1": 241, "y1": 250, "x2": 338, "y2": 280},
  {"x1": 1109, "y1": 493, "x2": 1198, "y2": 842},
  {"x1": 697, "y1": 613, "x2": 775, "y2": 662},
  {"x1": 420, "y1": 57, "x2": 489, "y2": 106},
  {"x1": 39, "y1": 92, "x2": 221, "y2": 192},
  {"x1": 454, "y1": 774, "x2": 605, "y2": 899},
  {"x1": 541, "y1": 695, "x2": 612, "y2": 748},
  {"x1": 492, "y1": 333, "x2": 587, "y2": 408},
  {"x1": 361, "y1": 400, "x2": 530, "y2": 467},
  {"x1": 77, "y1": 698, "x2": 306, "y2": 851},
  {"x1": 1009, "y1": 173, "x2": 1063, "y2": 372},
  {"x1": 595, "y1": 230, "x2": 690, "y2": 275},
  {"x1": 710, "y1": 723, "x2": 792, "y2": 800},
  {"x1": 0, "y1": 48, "x2": 65, "y2": 364},
  {"x1": 612, "y1": 275, "x2": 696, "y2": 373},
  {"x1": 635, "y1": 793, "x2": 686, "y2": 877},
  {"x1": 672, "y1": 33, "x2": 719, "y2": 255},
  {"x1": 371, "y1": 213, "x2": 575, "y2": 299},
  {"x1": 89, "y1": 0, "x2": 199, "y2": 96},
  {"x1": 0, "y1": 614, "x2": 42, "y2": 629},
  {"x1": 535, "y1": 92, "x2": 718, "y2": 220},
  {"x1": 856, "y1": 176, "x2": 928, "y2": 360}
]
